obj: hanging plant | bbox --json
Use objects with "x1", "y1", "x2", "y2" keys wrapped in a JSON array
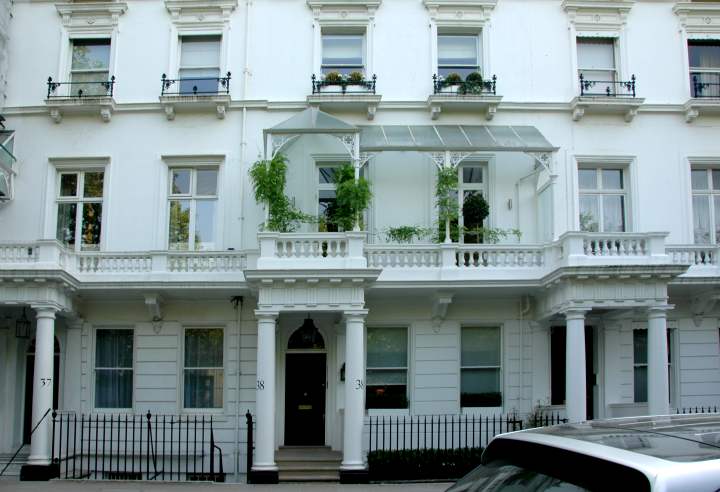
[
  {"x1": 250, "y1": 153, "x2": 314, "y2": 232},
  {"x1": 332, "y1": 164, "x2": 372, "y2": 231}
]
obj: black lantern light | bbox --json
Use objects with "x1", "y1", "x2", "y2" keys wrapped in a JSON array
[{"x1": 15, "y1": 307, "x2": 30, "y2": 339}]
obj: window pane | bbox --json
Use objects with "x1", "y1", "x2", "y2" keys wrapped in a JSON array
[
  {"x1": 578, "y1": 169, "x2": 597, "y2": 190},
  {"x1": 69, "y1": 71, "x2": 111, "y2": 96},
  {"x1": 185, "y1": 328, "x2": 223, "y2": 368},
  {"x1": 169, "y1": 200, "x2": 191, "y2": 250},
  {"x1": 601, "y1": 169, "x2": 623, "y2": 190},
  {"x1": 83, "y1": 172, "x2": 104, "y2": 198},
  {"x1": 367, "y1": 328, "x2": 407, "y2": 368},
  {"x1": 633, "y1": 330, "x2": 647, "y2": 365},
  {"x1": 366, "y1": 368, "x2": 407, "y2": 385},
  {"x1": 96, "y1": 329, "x2": 133, "y2": 368},
  {"x1": 462, "y1": 166, "x2": 483, "y2": 184},
  {"x1": 318, "y1": 167, "x2": 337, "y2": 184},
  {"x1": 461, "y1": 368, "x2": 501, "y2": 407},
  {"x1": 461, "y1": 327, "x2": 500, "y2": 366},
  {"x1": 60, "y1": 174, "x2": 77, "y2": 197},
  {"x1": 634, "y1": 366, "x2": 648, "y2": 403},
  {"x1": 184, "y1": 369, "x2": 223, "y2": 408},
  {"x1": 81, "y1": 203, "x2": 102, "y2": 251},
  {"x1": 196, "y1": 169, "x2": 218, "y2": 195},
  {"x1": 366, "y1": 383, "x2": 407, "y2": 409},
  {"x1": 71, "y1": 39, "x2": 110, "y2": 70},
  {"x1": 180, "y1": 36, "x2": 221, "y2": 68},
  {"x1": 691, "y1": 169, "x2": 709, "y2": 190},
  {"x1": 319, "y1": 189, "x2": 337, "y2": 232},
  {"x1": 195, "y1": 200, "x2": 216, "y2": 250},
  {"x1": 693, "y1": 195, "x2": 711, "y2": 244},
  {"x1": 689, "y1": 41, "x2": 720, "y2": 69},
  {"x1": 178, "y1": 68, "x2": 221, "y2": 94},
  {"x1": 438, "y1": 35, "x2": 478, "y2": 66},
  {"x1": 579, "y1": 196, "x2": 599, "y2": 232},
  {"x1": 577, "y1": 38, "x2": 615, "y2": 70},
  {"x1": 712, "y1": 170, "x2": 720, "y2": 190},
  {"x1": 56, "y1": 203, "x2": 77, "y2": 246},
  {"x1": 171, "y1": 170, "x2": 191, "y2": 194},
  {"x1": 602, "y1": 195, "x2": 625, "y2": 232},
  {"x1": 322, "y1": 35, "x2": 363, "y2": 66},
  {"x1": 95, "y1": 369, "x2": 133, "y2": 408}
]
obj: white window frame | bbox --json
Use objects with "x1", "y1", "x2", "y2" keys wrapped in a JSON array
[
  {"x1": 460, "y1": 325, "x2": 502, "y2": 410},
  {"x1": 69, "y1": 38, "x2": 112, "y2": 87},
  {"x1": 687, "y1": 39, "x2": 720, "y2": 97},
  {"x1": 576, "y1": 36, "x2": 618, "y2": 90},
  {"x1": 690, "y1": 166, "x2": 720, "y2": 244},
  {"x1": 436, "y1": 32, "x2": 482, "y2": 78},
  {"x1": 574, "y1": 156, "x2": 636, "y2": 233},
  {"x1": 458, "y1": 162, "x2": 488, "y2": 244},
  {"x1": 93, "y1": 328, "x2": 134, "y2": 411},
  {"x1": 320, "y1": 32, "x2": 366, "y2": 75},
  {"x1": 55, "y1": 169, "x2": 106, "y2": 252},
  {"x1": 167, "y1": 167, "x2": 220, "y2": 251},
  {"x1": 176, "y1": 35, "x2": 223, "y2": 92},
  {"x1": 632, "y1": 328, "x2": 674, "y2": 405},
  {"x1": 366, "y1": 326, "x2": 409, "y2": 411},
  {"x1": 181, "y1": 326, "x2": 225, "y2": 412},
  {"x1": 577, "y1": 167, "x2": 627, "y2": 233},
  {"x1": 673, "y1": 2, "x2": 720, "y2": 98}
]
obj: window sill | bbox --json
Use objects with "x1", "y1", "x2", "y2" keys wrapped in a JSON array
[
  {"x1": 159, "y1": 94, "x2": 231, "y2": 120},
  {"x1": 570, "y1": 95, "x2": 645, "y2": 123},
  {"x1": 684, "y1": 97, "x2": 720, "y2": 123},
  {"x1": 427, "y1": 93, "x2": 502, "y2": 121},
  {"x1": 45, "y1": 96, "x2": 116, "y2": 123},
  {"x1": 306, "y1": 93, "x2": 382, "y2": 121}
]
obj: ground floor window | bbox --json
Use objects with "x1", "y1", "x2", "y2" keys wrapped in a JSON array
[
  {"x1": 184, "y1": 328, "x2": 224, "y2": 409},
  {"x1": 95, "y1": 329, "x2": 133, "y2": 409},
  {"x1": 366, "y1": 327, "x2": 408, "y2": 409},
  {"x1": 633, "y1": 329, "x2": 673, "y2": 403},
  {"x1": 461, "y1": 326, "x2": 502, "y2": 407}
]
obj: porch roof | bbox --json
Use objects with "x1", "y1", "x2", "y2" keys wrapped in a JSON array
[
  {"x1": 358, "y1": 125, "x2": 557, "y2": 153},
  {"x1": 267, "y1": 107, "x2": 359, "y2": 135}
]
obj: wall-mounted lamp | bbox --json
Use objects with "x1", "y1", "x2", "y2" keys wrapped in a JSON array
[{"x1": 15, "y1": 308, "x2": 30, "y2": 339}]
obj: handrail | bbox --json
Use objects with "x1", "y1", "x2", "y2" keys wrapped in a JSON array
[
  {"x1": 209, "y1": 419, "x2": 224, "y2": 478},
  {"x1": 0, "y1": 407, "x2": 52, "y2": 476},
  {"x1": 579, "y1": 73, "x2": 636, "y2": 97}
]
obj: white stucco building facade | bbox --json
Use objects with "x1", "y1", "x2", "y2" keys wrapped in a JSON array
[{"x1": 1, "y1": 0, "x2": 720, "y2": 483}]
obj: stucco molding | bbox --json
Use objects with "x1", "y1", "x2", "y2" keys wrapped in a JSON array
[
  {"x1": 674, "y1": 2, "x2": 720, "y2": 35},
  {"x1": 164, "y1": 0, "x2": 237, "y2": 25},
  {"x1": 562, "y1": 0, "x2": 634, "y2": 30},
  {"x1": 55, "y1": 2, "x2": 127, "y2": 29},
  {"x1": 423, "y1": 0, "x2": 496, "y2": 25},
  {"x1": 307, "y1": 0, "x2": 381, "y2": 23}
]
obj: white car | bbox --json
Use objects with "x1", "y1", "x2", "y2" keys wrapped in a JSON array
[{"x1": 446, "y1": 413, "x2": 720, "y2": 492}]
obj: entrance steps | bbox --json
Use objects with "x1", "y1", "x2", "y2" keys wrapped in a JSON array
[
  {"x1": 0, "y1": 446, "x2": 29, "y2": 480},
  {"x1": 276, "y1": 446, "x2": 342, "y2": 482}
]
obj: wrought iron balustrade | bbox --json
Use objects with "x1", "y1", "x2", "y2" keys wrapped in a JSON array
[
  {"x1": 311, "y1": 74, "x2": 377, "y2": 94},
  {"x1": 691, "y1": 73, "x2": 720, "y2": 98},
  {"x1": 433, "y1": 74, "x2": 497, "y2": 95},
  {"x1": 579, "y1": 74, "x2": 636, "y2": 97},
  {"x1": 161, "y1": 72, "x2": 231, "y2": 96},
  {"x1": 47, "y1": 76, "x2": 115, "y2": 98},
  {"x1": 51, "y1": 410, "x2": 224, "y2": 482}
]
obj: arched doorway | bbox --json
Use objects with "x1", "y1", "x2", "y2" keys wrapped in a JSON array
[
  {"x1": 285, "y1": 318, "x2": 326, "y2": 446},
  {"x1": 23, "y1": 337, "x2": 60, "y2": 444}
]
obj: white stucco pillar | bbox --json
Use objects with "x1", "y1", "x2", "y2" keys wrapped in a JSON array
[
  {"x1": 647, "y1": 306, "x2": 670, "y2": 415},
  {"x1": 565, "y1": 309, "x2": 587, "y2": 423},
  {"x1": 341, "y1": 311, "x2": 367, "y2": 471},
  {"x1": 253, "y1": 311, "x2": 278, "y2": 472},
  {"x1": 27, "y1": 306, "x2": 57, "y2": 465}
]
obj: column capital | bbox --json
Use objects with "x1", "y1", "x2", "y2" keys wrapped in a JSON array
[
  {"x1": 561, "y1": 307, "x2": 589, "y2": 321},
  {"x1": 254, "y1": 310, "x2": 278, "y2": 321},
  {"x1": 31, "y1": 305, "x2": 59, "y2": 320},
  {"x1": 647, "y1": 305, "x2": 674, "y2": 319},
  {"x1": 343, "y1": 310, "x2": 368, "y2": 323}
]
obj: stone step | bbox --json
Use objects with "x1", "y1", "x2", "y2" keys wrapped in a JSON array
[
  {"x1": 278, "y1": 470, "x2": 340, "y2": 482},
  {"x1": 277, "y1": 462, "x2": 341, "y2": 472},
  {"x1": 276, "y1": 446, "x2": 342, "y2": 462}
]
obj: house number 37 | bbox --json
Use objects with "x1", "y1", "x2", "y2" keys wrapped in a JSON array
[{"x1": 40, "y1": 378, "x2": 52, "y2": 387}]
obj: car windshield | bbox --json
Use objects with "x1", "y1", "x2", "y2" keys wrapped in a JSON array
[{"x1": 446, "y1": 461, "x2": 588, "y2": 492}]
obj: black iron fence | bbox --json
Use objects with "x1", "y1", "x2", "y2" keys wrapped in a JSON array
[
  {"x1": 691, "y1": 73, "x2": 720, "y2": 98},
  {"x1": 51, "y1": 410, "x2": 224, "y2": 482},
  {"x1": 433, "y1": 74, "x2": 497, "y2": 95},
  {"x1": 47, "y1": 76, "x2": 115, "y2": 98},
  {"x1": 676, "y1": 406, "x2": 719, "y2": 414},
  {"x1": 579, "y1": 73, "x2": 636, "y2": 97},
  {"x1": 311, "y1": 74, "x2": 377, "y2": 94},
  {"x1": 160, "y1": 73, "x2": 231, "y2": 96}
]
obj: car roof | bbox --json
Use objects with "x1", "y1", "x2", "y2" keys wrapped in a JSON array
[{"x1": 502, "y1": 413, "x2": 720, "y2": 464}]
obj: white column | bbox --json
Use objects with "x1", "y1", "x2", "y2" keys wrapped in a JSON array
[
  {"x1": 565, "y1": 309, "x2": 587, "y2": 423},
  {"x1": 27, "y1": 306, "x2": 57, "y2": 465},
  {"x1": 342, "y1": 311, "x2": 367, "y2": 470},
  {"x1": 253, "y1": 311, "x2": 278, "y2": 472},
  {"x1": 647, "y1": 306, "x2": 670, "y2": 415}
]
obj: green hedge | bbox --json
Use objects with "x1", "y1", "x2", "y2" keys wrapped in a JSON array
[{"x1": 368, "y1": 447, "x2": 483, "y2": 481}]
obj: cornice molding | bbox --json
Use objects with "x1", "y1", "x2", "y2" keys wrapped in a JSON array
[
  {"x1": 164, "y1": 0, "x2": 238, "y2": 24},
  {"x1": 562, "y1": 0, "x2": 634, "y2": 30},
  {"x1": 55, "y1": 2, "x2": 127, "y2": 28},
  {"x1": 423, "y1": 0, "x2": 496, "y2": 24},
  {"x1": 306, "y1": 0, "x2": 381, "y2": 22},
  {"x1": 674, "y1": 2, "x2": 720, "y2": 33}
]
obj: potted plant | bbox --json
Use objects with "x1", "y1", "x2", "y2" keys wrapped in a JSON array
[
  {"x1": 462, "y1": 71, "x2": 485, "y2": 95},
  {"x1": 331, "y1": 164, "x2": 372, "y2": 231},
  {"x1": 441, "y1": 72, "x2": 463, "y2": 93},
  {"x1": 462, "y1": 192, "x2": 489, "y2": 243},
  {"x1": 323, "y1": 71, "x2": 344, "y2": 92}
]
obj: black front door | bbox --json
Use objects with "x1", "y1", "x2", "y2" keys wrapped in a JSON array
[{"x1": 284, "y1": 353, "x2": 326, "y2": 446}]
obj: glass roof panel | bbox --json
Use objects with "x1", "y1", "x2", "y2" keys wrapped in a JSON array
[
  {"x1": 409, "y1": 126, "x2": 444, "y2": 148},
  {"x1": 512, "y1": 126, "x2": 554, "y2": 150},
  {"x1": 382, "y1": 126, "x2": 415, "y2": 147},
  {"x1": 486, "y1": 126, "x2": 525, "y2": 149},
  {"x1": 462, "y1": 125, "x2": 498, "y2": 148},
  {"x1": 435, "y1": 126, "x2": 472, "y2": 149},
  {"x1": 359, "y1": 126, "x2": 386, "y2": 149}
]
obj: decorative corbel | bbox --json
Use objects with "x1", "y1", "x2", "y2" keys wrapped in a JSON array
[
  {"x1": 144, "y1": 293, "x2": 163, "y2": 322},
  {"x1": 431, "y1": 292, "x2": 454, "y2": 332},
  {"x1": 164, "y1": 104, "x2": 176, "y2": 121},
  {"x1": 691, "y1": 291, "x2": 720, "y2": 327},
  {"x1": 367, "y1": 103, "x2": 377, "y2": 121},
  {"x1": 50, "y1": 108, "x2": 62, "y2": 124}
]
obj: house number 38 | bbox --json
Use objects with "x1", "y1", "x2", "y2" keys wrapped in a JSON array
[
  {"x1": 257, "y1": 379, "x2": 265, "y2": 390},
  {"x1": 354, "y1": 379, "x2": 364, "y2": 390}
]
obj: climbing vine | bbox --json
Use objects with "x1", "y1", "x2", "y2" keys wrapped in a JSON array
[{"x1": 332, "y1": 164, "x2": 372, "y2": 231}]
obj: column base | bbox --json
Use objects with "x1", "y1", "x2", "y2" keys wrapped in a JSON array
[
  {"x1": 20, "y1": 464, "x2": 59, "y2": 481},
  {"x1": 248, "y1": 469, "x2": 279, "y2": 484},
  {"x1": 340, "y1": 468, "x2": 369, "y2": 484}
]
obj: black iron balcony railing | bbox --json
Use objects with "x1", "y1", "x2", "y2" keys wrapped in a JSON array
[
  {"x1": 161, "y1": 72, "x2": 231, "y2": 96},
  {"x1": 311, "y1": 74, "x2": 377, "y2": 94},
  {"x1": 691, "y1": 73, "x2": 720, "y2": 98},
  {"x1": 433, "y1": 74, "x2": 497, "y2": 95},
  {"x1": 579, "y1": 74, "x2": 636, "y2": 97},
  {"x1": 47, "y1": 76, "x2": 115, "y2": 98}
]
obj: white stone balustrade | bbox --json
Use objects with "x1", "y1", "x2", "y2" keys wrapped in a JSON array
[
  {"x1": 667, "y1": 245, "x2": 720, "y2": 266},
  {"x1": 456, "y1": 245, "x2": 545, "y2": 268},
  {"x1": 365, "y1": 245, "x2": 441, "y2": 268},
  {"x1": 556, "y1": 232, "x2": 670, "y2": 266},
  {"x1": 256, "y1": 232, "x2": 367, "y2": 269}
]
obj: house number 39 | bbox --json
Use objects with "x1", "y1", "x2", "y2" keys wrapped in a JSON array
[
  {"x1": 354, "y1": 379, "x2": 364, "y2": 390},
  {"x1": 256, "y1": 379, "x2": 265, "y2": 390}
]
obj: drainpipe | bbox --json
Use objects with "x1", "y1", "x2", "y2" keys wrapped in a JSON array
[
  {"x1": 519, "y1": 295, "x2": 531, "y2": 415},
  {"x1": 232, "y1": 296, "x2": 244, "y2": 482},
  {"x1": 239, "y1": 0, "x2": 252, "y2": 241}
]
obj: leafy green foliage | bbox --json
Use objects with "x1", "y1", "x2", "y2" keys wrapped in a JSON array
[
  {"x1": 384, "y1": 225, "x2": 433, "y2": 244},
  {"x1": 368, "y1": 448, "x2": 484, "y2": 481},
  {"x1": 348, "y1": 71, "x2": 364, "y2": 84},
  {"x1": 324, "y1": 71, "x2": 343, "y2": 84},
  {"x1": 462, "y1": 192, "x2": 490, "y2": 229},
  {"x1": 444, "y1": 73, "x2": 462, "y2": 84},
  {"x1": 436, "y1": 166, "x2": 459, "y2": 242},
  {"x1": 332, "y1": 164, "x2": 372, "y2": 231},
  {"x1": 249, "y1": 154, "x2": 314, "y2": 232},
  {"x1": 466, "y1": 71, "x2": 483, "y2": 84}
]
